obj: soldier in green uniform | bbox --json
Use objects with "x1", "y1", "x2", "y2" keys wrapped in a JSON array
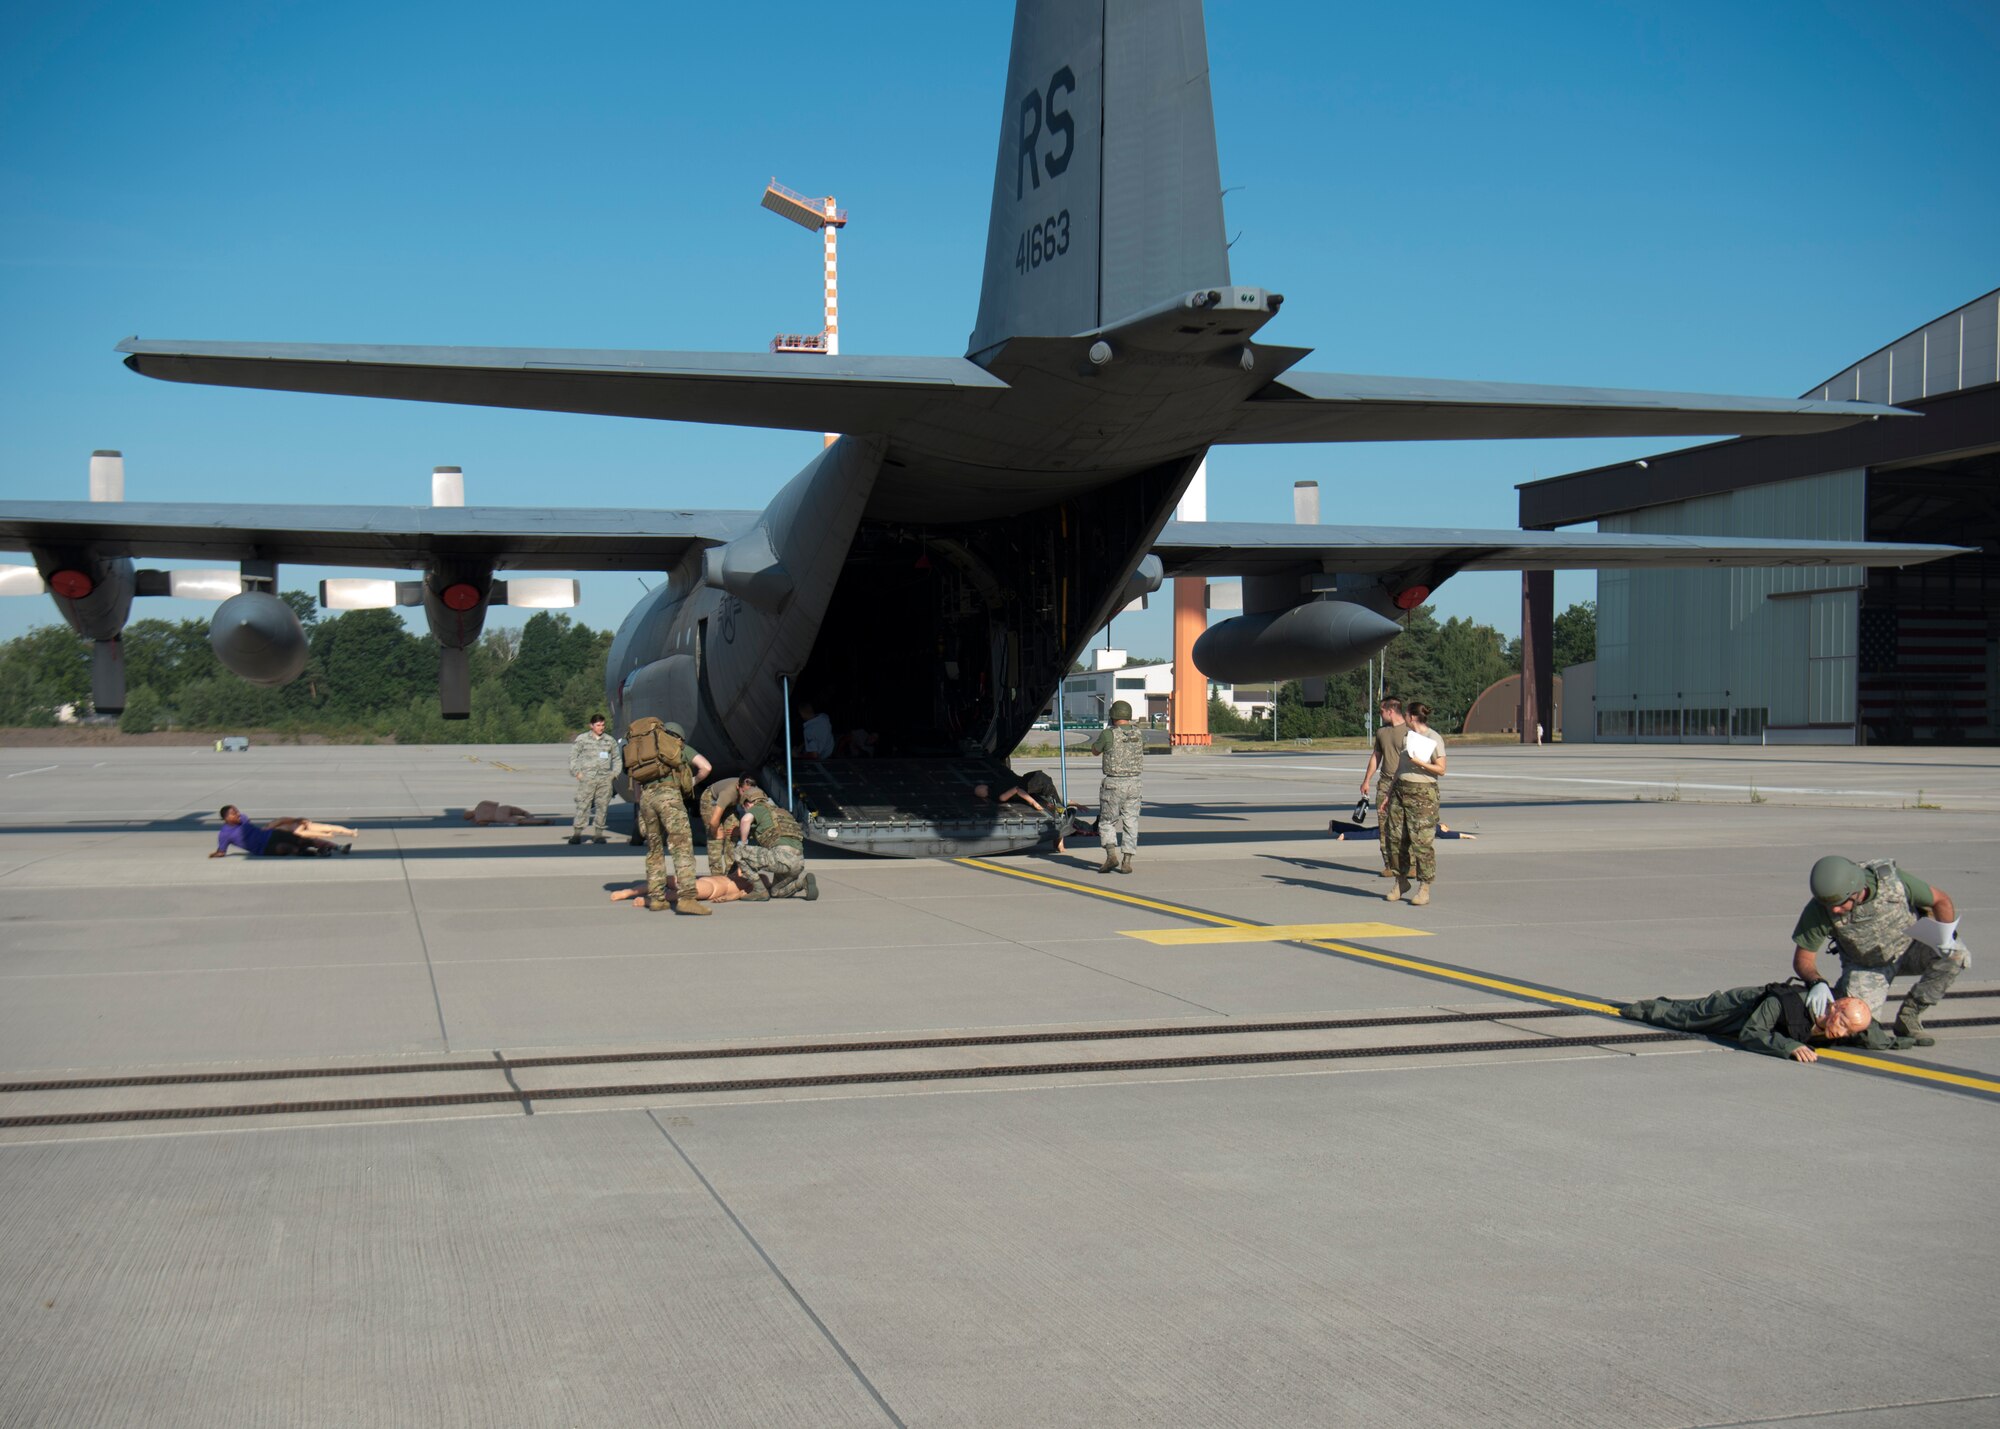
[
  {"x1": 1790, "y1": 855, "x2": 1967, "y2": 1046},
  {"x1": 567, "y1": 714, "x2": 622, "y2": 844},
  {"x1": 1619, "y1": 983, "x2": 1892, "y2": 1062},
  {"x1": 634, "y1": 719, "x2": 712, "y2": 915},
  {"x1": 1357, "y1": 696, "x2": 1406, "y2": 879},
  {"x1": 733, "y1": 778, "x2": 818, "y2": 901},
  {"x1": 1086, "y1": 700, "x2": 1145, "y2": 875}
]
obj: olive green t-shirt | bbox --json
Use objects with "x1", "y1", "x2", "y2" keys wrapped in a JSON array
[
  {"x1": 1790, "y1": 869, "x2": 1935, "y2": 951},
  {"x1": 1370, "y1": 723, "x2": 1406, "y2": 791}
]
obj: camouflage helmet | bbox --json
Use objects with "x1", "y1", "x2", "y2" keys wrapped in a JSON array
[
  {"x1": 1809, "y1": 855, "x2": 1868, "y2": 905},
  {"x1": 663, "y1": 720, "x2": 687, "y2": 739},
  {"x1": 1108, "y1": 700, "x2": 1134, "y2": 721}
]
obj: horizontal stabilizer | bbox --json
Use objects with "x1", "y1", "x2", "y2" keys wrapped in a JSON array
[
  {"x1": 0, "y1": 502, "x2": 757, "y2": 571},
  {"x1": 1152, "y1": 521, "x2": 1967, "y2": 577},
  {"x1": 119, "y1": 340, "x2": 1006, "y2": 433},
  {"x1": 1221, "y1": 371, "x2": 1909, "y2": 444}
]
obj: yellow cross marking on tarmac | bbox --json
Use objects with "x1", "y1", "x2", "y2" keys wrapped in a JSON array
[
  {"x1": 1123, "y1": 922, "x2": 1432, "y2": 946},
  {"x1": 956, "y1": 858, "x2": 2000, "y2": 1098}
]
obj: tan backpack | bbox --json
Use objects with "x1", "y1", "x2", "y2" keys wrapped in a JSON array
[{"x1": 624, "y1": 717, "x2": 684, "y2": 788}]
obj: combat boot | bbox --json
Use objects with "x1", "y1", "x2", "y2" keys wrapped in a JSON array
[
  {"x1": 1409, "y1": 882, "x2": 1431, "y2": 907},
  {"x1": 645, "y1": 897, "x2": 671, "y2": 912},
  {"x1": 566, "y1": 834, "x2": 584, "y2": 845},
  {"x1": 1118, "y1": 853, "x2": 1133, "y2": 876},
  {"x1": 674, "y1": 897, "x2": 713, "y2": 916},
  {"x1": 1379, "y1": 867, "x2": 1397, "y2": 878},
  {"x1": 1893, "y1": 1004, "x2": 1936, "y2": 1046},
  {"x1": 741, "y1": 883, "x2": 770, "y2": 903},
  {"x1": 1385, "y1": 876, "x2": 1407, "y2": 902},
  {"x1": 803, "y1": 874, "x2": 820, "y2": 902},
  {"x1": 1099, "y1": 849, "x2": 1119, "y2": 875}
]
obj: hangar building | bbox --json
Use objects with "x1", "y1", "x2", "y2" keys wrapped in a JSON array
[{"x1": 1516, "y1": 288, "x2": 1998, "y2": 745}]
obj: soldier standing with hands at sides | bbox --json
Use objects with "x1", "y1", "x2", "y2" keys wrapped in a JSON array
[
  {"x1": 627, "y1": 716, "x2": 713, "y2": 915},
  {"x1": 1087, "y1": 700, "x2": 1146, "y2": 875},
  {"x1": 567, "y1": 714, "x2": 622, "y2": 845},
  {"x1": 1358, "y1": 696, "x2": 1407, "y2": 879},
  {"x1": 1384, "y1": 701, "x2": 1446, "y2": 906}
]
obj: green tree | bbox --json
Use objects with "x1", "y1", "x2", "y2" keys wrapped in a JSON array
[
  {"x1": 118, "y1": 685, "x2": 166, "y2": 734},
  {"x1": 0, "y1": 625, "x2": 91, "y2": 723},
  {"x1": 1553, "y1": 600, "x2": 1597, "y2": 671},
  {"x1": 503, "y1": 612, "x2": 574, "y2": 710}
]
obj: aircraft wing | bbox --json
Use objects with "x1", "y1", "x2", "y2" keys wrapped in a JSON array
[
  {"x1": 1151, "y1": 521, "x2": 1970, "y2": 578},
  {"x1": 0, "y1": 502, "x2": 758, "y2": 571},
  {"x1": 117, "y1": 340, "x2": 1007, "y2": 433},
  {"x1": 1218, "y1": 371, "x2": 1909, "y2": 443}
]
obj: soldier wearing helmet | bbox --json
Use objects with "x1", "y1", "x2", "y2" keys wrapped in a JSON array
[
  {"x1": 1790, "y1": 855, "x2": 1966, "y2": 1046},
  {"x1": 1085, "y1": 699, "x2": 1145, "y2": 875}
]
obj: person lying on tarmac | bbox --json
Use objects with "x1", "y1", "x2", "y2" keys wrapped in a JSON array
[
  {"x1": 1618, "y1": 983, "x2": 1906, "y2": 1062},
  {"x1": 210, "y1": 805, "x2": 349, "y2": 858},
  {"x1": 973, "y1": 771, "x2": 1070, "y2": 852},
  {"x1": 268, "y1": 817, "x2": 360, "y2": 841},
  {"x1": 461, "y1": 801, "x2": 550, "y2": 826},
  {"x1": 1328, "y1": 818, "x2": 1475, "y2": 840},
  {"x1": 610, "y1": 875, "x2": 750, "y2": 907}
]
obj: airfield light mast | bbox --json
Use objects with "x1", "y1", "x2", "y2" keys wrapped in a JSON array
[{"x1": 761, "y1": 178, "x2": 848, "y2": 449}]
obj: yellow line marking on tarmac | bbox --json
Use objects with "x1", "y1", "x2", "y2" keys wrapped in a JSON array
[
  {"x1": 1814, "y1": 1047, "x2": 2000, "y2": 1094},
  {"x1": 960, "y1": 858, "x2": 2000, "y2": 1096},
  {"x1": 956, "y1": 859, "x2": 1253, "y2": 926},
  {"x1": 1124, "y1": 922, "x2": 1432, "y2": 946}
]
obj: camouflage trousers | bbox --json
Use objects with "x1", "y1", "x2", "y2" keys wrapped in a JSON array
[
  {"x1": 1099, "y1": 776, "x2": 1142, "y2": 855},
  {"x1": 738, "y1": 842, "x2": 807, "y2": 898},
  {"x1": 638, "y1": 781, "x2": 697, "y2": 904},
  {"x1": 572, "y1": 774, "x2": 613, "y2": 837},
  {"x1": 1384, "y1": 779, "x2": 1441, "y2": 884},
  {"x1": 1835, "y1": 940, "x2": 1969, "y2": 1016},
  {"x1": 706, "y1": 830, "x2": 740, "y2": 881},
  {"x1": 1375, "y1": 781, "x2": 1393, "y2": 871}
]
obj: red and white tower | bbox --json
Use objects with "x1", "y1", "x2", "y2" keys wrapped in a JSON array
[{"x1": 761, "y1": 178, "x2": 848, "y2": 448}]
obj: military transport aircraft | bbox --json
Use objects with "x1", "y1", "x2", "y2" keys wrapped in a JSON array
[{"x1": 0, "y1": 0, "x2": 1963, "y2": 855}]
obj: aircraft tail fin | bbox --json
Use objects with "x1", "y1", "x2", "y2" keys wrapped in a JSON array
[{"x1": 967, "y1": 0, "x2": 1230, "y2": 356}]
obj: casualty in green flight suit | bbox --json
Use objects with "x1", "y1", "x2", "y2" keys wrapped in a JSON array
[
  {"x1": 1790, "y1": 855, "x2": 1968, "y2": 1046},
  {"x1": 1086, "y1": 701, "x2": 1146, "y2": 875},
  {"x1": 1620, "y1": 983, "x2": 1904, "y2": 1062},
  {"x1": 631, "y1": 718, "x2": 713, "y2": 916},
  {"x1": 732, "y1": 777, "x2": 818, "y2": 902}
]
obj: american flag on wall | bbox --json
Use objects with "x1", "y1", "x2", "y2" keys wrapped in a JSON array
[{"x1": 1858, "y1": 608, "x2": 1991, "y2": 738}]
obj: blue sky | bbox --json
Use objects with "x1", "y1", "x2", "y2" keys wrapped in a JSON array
[{"x1": 3, "y1": 0, "x2": 1995, "y2": 653}]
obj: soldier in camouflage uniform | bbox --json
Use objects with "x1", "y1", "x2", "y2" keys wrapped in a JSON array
[
  {"x1": 635, "y1": 719, "x2": 712, "y2": 915},
  {"x1": 567, "y1": 714, "x2": 622, "y2": 844},
  {"x1": 1087, "y1": 701, "x2": 1146, "y2": 875},
  {"x1": 733, "y1": 778, "x2": 818, "y2": 901},
  {"x1": 1790, "y1": 854, "x2": 1967, "y2": 1046},
  {"x1": 699, "y1": 777, "x2": 743, "y2": 880},
  {"x1": 1382, "y1": 701, "x2": 1446, "y2": 906}
]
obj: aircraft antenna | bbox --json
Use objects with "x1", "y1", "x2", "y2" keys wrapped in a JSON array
[{"x1": 761, "y1": 178, "x2": 848, "y2": 448}]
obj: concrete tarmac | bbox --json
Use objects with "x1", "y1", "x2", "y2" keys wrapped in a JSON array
[{"x1": 1, "y1": 741, "x2": 1996, "y2": 1427}]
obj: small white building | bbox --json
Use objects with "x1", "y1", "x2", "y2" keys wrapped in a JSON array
[{"x1": 1054, "y1": 650, "x2": 1174, "y2": 723}]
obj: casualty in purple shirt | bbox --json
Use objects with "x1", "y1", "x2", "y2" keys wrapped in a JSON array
[{"x1": 215, "y1": 818, "x2": 272, "y2": 856}]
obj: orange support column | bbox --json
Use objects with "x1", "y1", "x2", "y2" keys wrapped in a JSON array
[{"x1": 1170, "y1": 576, "x2": 1211, "y2": 746}]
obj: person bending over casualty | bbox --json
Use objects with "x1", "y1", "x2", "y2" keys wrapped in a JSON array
[
  {"x1": 210, "y1": 805, "x2": 348, "y2": 858},
  {"x1": 610, "y1": 874, "x2": 750, "y2": 908},
  {"x1": 1619, "y1": 983, "x2": 1905, "y2": 1062},
  {"x1": 1790, "y1": 854, "x2": 1968, "y2": 1047}
]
